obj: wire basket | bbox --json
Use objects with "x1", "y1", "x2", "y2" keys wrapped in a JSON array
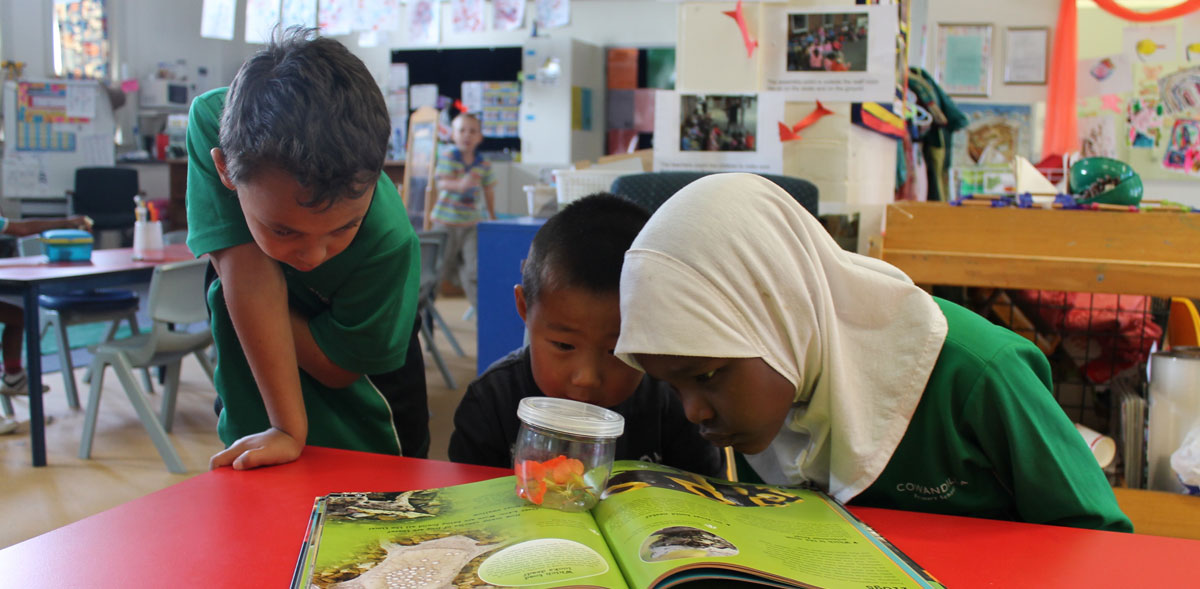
[{"x1": 552, "y1": 169, "x2": 630, "y2": 205}]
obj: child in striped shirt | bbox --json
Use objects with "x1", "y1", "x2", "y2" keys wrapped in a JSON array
[{"x1": 427, "y1": 112, "x2": 497, "y2": 310}]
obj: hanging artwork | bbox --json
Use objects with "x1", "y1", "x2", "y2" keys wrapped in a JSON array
[
  {"x1": 53, "y1": 0, "x2": 110, "y2": 79},
  {"x1": 1127, "y1": 97, "x2": 1164, "y2": 148},
  {"x1": 200, "y1": 0, "x2": 236, "y2": 40},
  {"x1": 408, "y1": 0, "x2": 442, "y2": 45},
  {"x1": 318, "y1": 0, "x2": 354, "y2": 36},
  {"x1": 1162, "y1": 118, "x2": 1200, "y2": 174},
  {"x1": 245, "y1": 0, "x2": 281, "y2": 44},
  {"x1": 951, "y1": 103, "x2": 1033, "y2": 166},
  {"x1": 760, "y1": 4, "x2": 899, "y2": 103},
  {"x1": 1076, "y1": 55, "x2": 1134, "y2": 97},
  {"x1": 1078, "y1": 115, "x2": 1120, "y2": 158},
  {"x1": 281, "y1": 0, "x2": 317, "y2": 28},
  {"x1": 653, "y1": 91, "x2": 785, "y2": 174},
  {"x1": 1158, "y1": 65, "x2": 1200, "y2": 115},
  {"x1": 357, "y1": 0, "x2": 402, "y2": 32},
  {"x1": 493, "y1": 0, "x2": 525, "y2": 31},
  {"x1": 536, "y1": 0, "x2": 570, "y2": 30},
  {"x1": 1123, "y1": 24, "x2": 1176, "y2": 63},
  {"x1": 451, "y1": 0, "x2": 485, "y2": 34},
  {"x1": 936, "y1": 23, "x2": 993, "y2": 97}
]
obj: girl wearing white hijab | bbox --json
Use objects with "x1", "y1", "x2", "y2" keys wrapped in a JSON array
[{"x1": 615, "y1": 173, "x2": 1131, "y2": 531}]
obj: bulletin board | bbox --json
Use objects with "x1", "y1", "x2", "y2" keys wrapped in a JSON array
[
  {"x1": 1, "y1": 79, "x2": 116, "y2": 198},
  {"x1": 1075, "y1": 11, "x2": 1200, "y2": 183},
  {"x1": 390, "y1": 47, "x2": 523, "y2": 153}
]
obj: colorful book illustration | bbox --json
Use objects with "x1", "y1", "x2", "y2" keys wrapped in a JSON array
[{"x1": 292, "y1": 461, "x2": 945, "y2": 589}]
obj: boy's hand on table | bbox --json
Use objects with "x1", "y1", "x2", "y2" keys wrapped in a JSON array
[{"x1": 209, "y1": 427, "x2": 304, "y2": 470}]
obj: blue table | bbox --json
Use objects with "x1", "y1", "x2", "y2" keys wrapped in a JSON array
[{"x1": 476, "y1": 217, "x2": 546, "y2": 374}]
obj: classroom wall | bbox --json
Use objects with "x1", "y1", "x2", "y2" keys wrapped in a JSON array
[
  {"x1": 917, "y1": 0, "x2": 1198, "y2": 206},
  {"x1": 344, "y1": 1, "x2": 678, "y2": 90}
]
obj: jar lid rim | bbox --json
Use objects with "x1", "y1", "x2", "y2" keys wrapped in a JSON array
[{"x1": 517, "y1": 397, "x2": 625, "y2": 437}]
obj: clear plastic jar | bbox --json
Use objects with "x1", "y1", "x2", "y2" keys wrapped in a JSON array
[{"x1": 513, "y1": 397, "x2": 625, "y2": 511}]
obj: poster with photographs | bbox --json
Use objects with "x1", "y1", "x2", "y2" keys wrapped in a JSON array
[
  {"x1": 652, "y1": 91, "x2": 785, "y2": 174},
  {"x1": 761, "y1": 4, "x2": 898, "y2": 102}
]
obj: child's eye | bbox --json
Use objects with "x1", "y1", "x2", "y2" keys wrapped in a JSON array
[
  {"x1": 695, "y1": 369, "x2": 718, "y2": 383},
  {"x1": 550, "y1": 341, "x2": 575, "y2": 352},
  {"x1": 272, "y1": 227, "x2": 296, "y2": 237},
  {"x1": 333, "y1": 222, "x2": 360, "y2": 234}
]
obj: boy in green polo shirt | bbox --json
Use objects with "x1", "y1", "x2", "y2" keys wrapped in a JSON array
[{"x1": 186, "y1": 28, "x2": 427, "y2": 470}]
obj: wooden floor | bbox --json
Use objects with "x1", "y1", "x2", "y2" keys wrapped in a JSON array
[{"x1": 0, "y1": 296, "x2": 479, "y2": 549}]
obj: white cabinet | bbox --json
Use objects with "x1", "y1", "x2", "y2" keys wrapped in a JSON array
[{"x1": 519, "y1": 38, "x2": 605, "y2": 166}]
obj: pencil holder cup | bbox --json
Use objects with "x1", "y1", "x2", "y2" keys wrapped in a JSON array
[
  {"x1": 132, "y1": 220, "x2": 164, "y2": 261},
  {"x1": 513, "y1": 397, "x2": 624, "y2": 512}
]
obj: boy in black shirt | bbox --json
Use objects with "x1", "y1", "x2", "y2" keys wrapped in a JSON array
[{"x1": 448, "y1": 194, "x2": 723, "y2": 477}]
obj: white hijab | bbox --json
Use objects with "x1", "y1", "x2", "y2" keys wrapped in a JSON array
[{"x1": 615, "y1": 173, "x2": 947, "y2": 502}]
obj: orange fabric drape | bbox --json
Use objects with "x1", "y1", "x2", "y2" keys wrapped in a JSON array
[
  {"x1": 1091, "y1": 0, "x2": 1200, "y2": 22},
  {"x1": 1044, "y1": 0, "x2": 1079, "y2": 157}
]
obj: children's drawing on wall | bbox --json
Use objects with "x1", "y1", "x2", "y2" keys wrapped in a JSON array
[
  {"x1": 1076, "y1": 55, "x2": 1133, "y2": 97},
  {"x1": 679, "y1": 95, "x2": 758, "y2": 153},
  {"x1": 1079, "y1": 116, "x2": 1119, "y2": 159},
  {"x1": 951, "y1": 103, "x2": 1032, "y2": 167},
  {"x1": 1127, "y1": 98, "x2": 1164, "y2": 148},
  {"x1": 492, "y1": 0, "x2": 525, "y2": 31},
  {"x1": 535, "y1": 0, "x2": 570, "y2": 30},
  {"x1": 407, "y1": 0, "x2": 440, "y2": 45},
  {"x1": 1123, "y1": 25, "x2": 1176, "y2": 63},
  {"x1": 785, "y1": 12, "x2": 869, "y2": 73},
  {"x1": 1162, "y1": 119, "x2": 1200, "y2": 175},
  {"x1": 281, "y1": 0, "x2": 318, "y2": 29},
  {"x1": 451, "y1": 0, "x2": 486, "y2": 34},
  {"x1": 760, "y1": 4, "x2": 898, "y2": 102},
  {"x1": 1158, "y1": 66, "x2": 1200, "y2": 115},
  {"x1": 653, "y1": 91, "x2": 784, "y2": 174}
]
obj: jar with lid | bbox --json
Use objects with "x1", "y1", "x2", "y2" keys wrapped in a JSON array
[{"x1": 513, "y1": 397, "x2": 625, "y2": 511}]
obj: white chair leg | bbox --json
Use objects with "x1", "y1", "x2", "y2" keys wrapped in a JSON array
[
  {"x1": 51, "y1": 316, "x2": 81, "y2": 410},
  {"x1": 194, "y1": 349, "x2": 215, "y2": 384},
  {"x1": 126, "y1": 314, "x2": 155, "y2": 395},
  {"x1": 420, "y1": 320, "x2": 456, "y2": 390},
  {"x1": 109, "y1": 353, "x2": 185, "y2": 474},
  {"x1": 160, "y1": 361, "x2": 182, "y2": 433},
  {"x1": 1, "y1": 395, "x2": 13, "y2": 417},
  {"x1": 429, "y1": 306, "x2": 465, "y2": 357},
  {"x1": 83, "y1": 319, "x2": 122, "y2": 386},
  {"x1": 78, "y1": 356, "x2": 107, "y2": 460}
]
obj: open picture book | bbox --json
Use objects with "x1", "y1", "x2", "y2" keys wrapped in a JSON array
[{"x1": 292, "y1": 460, "x2": 945, "y2": 588}]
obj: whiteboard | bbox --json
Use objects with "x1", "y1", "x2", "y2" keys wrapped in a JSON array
[{"x1": 2, "y1": 79, "x2": 116, "y2": 199}]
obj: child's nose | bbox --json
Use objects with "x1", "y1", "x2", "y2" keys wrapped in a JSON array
[
  {"x1": 677, "y1": 388, "x2": 714, "y2": 425},
  {"x1": 567, "y1": 363, "x2": 602, "y2": 401},
  {"x1": 296, "y1": 241, "x2": 327, "y2": 267}
]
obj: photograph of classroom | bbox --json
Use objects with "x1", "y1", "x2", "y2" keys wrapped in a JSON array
[{"x1": 2, "y1": 1, "x2": 1199, "y2": 587}]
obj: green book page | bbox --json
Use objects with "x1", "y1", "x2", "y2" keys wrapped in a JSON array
[
  {"x1": 591, "y1": 461, "x2": 943, "y2": 589},
  {"x1": 302, "y1": 476, "x2": 628, "y2": 589}
]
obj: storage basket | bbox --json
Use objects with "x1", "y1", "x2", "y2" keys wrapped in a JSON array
[{"x1": 552, "y1": 169, "x2": 630, "y2": 206}]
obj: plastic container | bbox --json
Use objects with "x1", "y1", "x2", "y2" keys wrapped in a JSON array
[
  {"x1": 523, "y1": 184, "x2": 558, "y2": 218},
  {"x1": 132, "y1": 220, "x2": 164, "y2": 261},
  {"x1": 513, "y1": 397, "x2": 624, "y2": 511},
  {"x1": 40, "y1": 229, "x2": 94, "y2": 262},
  {"x1": 552, "y1": 169, "x2": 630, "y2": 206}
]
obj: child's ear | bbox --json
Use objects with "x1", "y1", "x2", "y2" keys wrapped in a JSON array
[
  {"x1": 514, "y1": 284, "x2": 528, "y2": 322},
  {"x1": 210, "y1": 148, "x2": 238, "y2": 191}
]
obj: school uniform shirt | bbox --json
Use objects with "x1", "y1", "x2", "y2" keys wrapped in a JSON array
[
  {"x1": 429, "y1": 145, "x2": 496, "y2": 226},
  {"x1": 852, "y1": 298, "x2": 1132, "y2": 532},
  {"x1": 616, "y1": 173, "x2": 1129, "y2": 532},
  {"x1": 185, "y1": 88, "x2": 421, "y2": 455},
  {"x1": 448, "y1": 346, "x2": 725, "y2": 478}
]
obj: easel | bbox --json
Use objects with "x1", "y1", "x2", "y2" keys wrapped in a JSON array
[{"x1": 400, "y1": 106, "x2": 439, "y2": 230}]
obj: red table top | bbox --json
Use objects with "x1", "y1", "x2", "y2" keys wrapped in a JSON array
[
  {"x1": 2, "y1": 446, "x2": 1196, "y2": 587},
  {"x1": 0, "y1": 244, "x2": 195, "y2": 282}
]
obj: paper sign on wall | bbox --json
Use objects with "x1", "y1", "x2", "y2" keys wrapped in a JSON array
[
  {"x1": 653, "y1": 90, "x2": 785, "y2": 174},
  {"x1": 760, "y1": 4, "x2": 898, "y2": 103}
]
